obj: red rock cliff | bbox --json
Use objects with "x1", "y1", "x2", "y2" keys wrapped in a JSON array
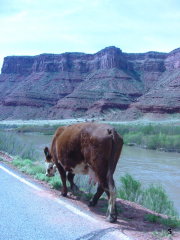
[{"x1": 0, "y1": 46, "x2": 179, "y2": 120}]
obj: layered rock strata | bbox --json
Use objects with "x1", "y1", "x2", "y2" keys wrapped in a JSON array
[{"x1": 0, "y1": 46, "x2": 179, "y2": 120}]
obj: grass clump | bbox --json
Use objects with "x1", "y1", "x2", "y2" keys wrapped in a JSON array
[
  {"x1": 152, "y1": 230, "x2": 170, "y2": 239},
  {"x1": 35, "y1": 173, "x2": 50, "y2": 182},
  {"x1": 21, "y1": 165, "x2": 45, "y2": 176},
  {"x1": 12, "y1": 157, "x2": 44, "y2": 175},
  {"x1": 145, "y1": 213, "x2": 160, "y2": 223},
  {"x1": 47, "y1": 175, "x2": 62, "y2": 190},
  {"x1": 118, "y1": 174, "x2": 142, "y2": 203},
  {"x1": 12, "y1": 156, "x2": 62, "y2": 190},
  {"x1": 160, "y1": 216, "x2": 180, "y2": 228},
  {"x1": 13, "y1": 157, "x2": 33, "y2": 167},
  {"x1": 145, "y1": 214, "x2": 180, "y2": 228},
  {"x1": 0, "y1": 132, "x2": 39, "y2": 161},
  {"x1": 118, "y1": 174, "x2": 179, "y2": 219},
  {"x1": 142, "y1": 185, "x2": 178, "y2": 217}
]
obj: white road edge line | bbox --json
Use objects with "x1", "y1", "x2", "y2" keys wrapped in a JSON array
[
  {"x1": 0, "y1": 163, "x2": 42, "y2": 191},
  {"x1": 0, "y1": 163, "x2": 133, "y2": 240},
  {"x1": 0, "y1": 163, "x2": 97, "y2": 223}
]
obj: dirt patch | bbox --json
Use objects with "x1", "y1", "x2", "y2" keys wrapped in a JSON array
[
  {"x1": 0, "y1": 151, "x2": 13, "y2": 162},
  {"x1": 0, "y1": 152, "x2": 179, "y2": 240}
]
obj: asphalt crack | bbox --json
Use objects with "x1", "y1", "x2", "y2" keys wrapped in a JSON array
[{"x1": 75, "y1": 227, "x2": 120, "y2": 240}]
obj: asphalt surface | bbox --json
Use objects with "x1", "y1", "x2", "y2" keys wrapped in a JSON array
[{"x1": 0, "y1": 162, "x2": 132, "y2": 240}]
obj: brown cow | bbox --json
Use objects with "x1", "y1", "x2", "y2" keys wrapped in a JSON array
[{"x1": 44, "y1": 122, "x2": 123, "y2": 222}]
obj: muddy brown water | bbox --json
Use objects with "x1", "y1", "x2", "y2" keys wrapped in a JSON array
[{"x1": 6, "y1": 132, "x2": 180, "y2": 215}]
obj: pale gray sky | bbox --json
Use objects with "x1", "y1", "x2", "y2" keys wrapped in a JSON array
[{"x1": 0, "y1": 0, "x2": 180, "y2": 69}]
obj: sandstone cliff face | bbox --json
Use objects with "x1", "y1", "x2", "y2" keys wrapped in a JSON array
[
  {"x1": 0, "y1": 46, "x2": 179, "y2": 120},
  {"x1": 131, "y1": 48, "x2": 180, "y2": 116},
  {"x1": 164, "y1": 48, "x2": 180, "y2": 71},
  {"x1": 132, "y1": 71, "x2": 180, "y2": 114}
]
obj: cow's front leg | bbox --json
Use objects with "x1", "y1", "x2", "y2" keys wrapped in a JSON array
[
  {"x1": 89, "y1": 184, "x2": 104, "y2": 206},
  {"x1": 56, "y1": 163, "x2": 67, "y2": 197},
  {"x1": 67, "y1": 172, "x2": 79, "y2": 194}
]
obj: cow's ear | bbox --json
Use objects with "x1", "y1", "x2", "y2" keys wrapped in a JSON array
[{"x1": 44, "y1": 147, "x2": 51, "y2": 160}]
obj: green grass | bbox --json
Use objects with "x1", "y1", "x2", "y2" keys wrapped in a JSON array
[
  {"x1": 118, "y1": 174, "x2": 180, "y2": 229},
  {"x1": 142, "y1": 185, "x2": 178, "y2": 217},
  {"x1": 47, "y1": 175, "x2": 62, "y2": 190},
  {"x1": 145, "y1": 213, "x2": 160, "y2": 223},
  {"x1": 12, "y1": 157, "x2": 62, "y2": 190},
  {"x1": 118, "y1": 174, "x2": 179, "y2": 218},
  {"x1": 160, "y1": 216, "x2": 180, "y2": 228},
  {"x1": 152, "y1": 230, "x2": 170, "y2": 239},
  {"x1": 0, "y1": 132, "x2": 40, "y2": 161},
  {"x1": 145, "y1": 214, "x2": 180, "y2": 228},
  {"x1": 118, "y1": 174, "x2": 142, "y2": 203},
  {"x1": 12, "y1": 157, "x2": 44, "y2": 174}
]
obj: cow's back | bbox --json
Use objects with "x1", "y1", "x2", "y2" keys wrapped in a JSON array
[
  {"x1": 80, "y1": 123, "x2": 123, "y2": 178},
  {"x1": 50, "y1": 126, "x2": 67, "y2": 162}
]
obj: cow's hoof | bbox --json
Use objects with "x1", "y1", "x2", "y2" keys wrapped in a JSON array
[
  {"x1": 88, "y1": 200, "x2": 96, "y2": 207},
  {"x1": 107, "y1": 214, "x2": 117, "y2": 223},
  {"x1": 61, "y1": 192, "x2": 67, "y2": 197}
]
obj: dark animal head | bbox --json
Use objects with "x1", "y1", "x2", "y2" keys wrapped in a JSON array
[{"x1": 44, "y1": 147, "x2": 56, "y2": 177}]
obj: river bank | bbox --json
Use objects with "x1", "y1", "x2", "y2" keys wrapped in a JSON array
[{"x1": 0, "y1": 118, "x2": 180, "y2": 153}]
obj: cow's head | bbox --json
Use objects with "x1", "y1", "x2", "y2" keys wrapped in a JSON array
[{"x1": 44, "y1": 147, "x2": 57, "y2": 177}]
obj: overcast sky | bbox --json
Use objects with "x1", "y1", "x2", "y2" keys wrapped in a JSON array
[{"x1": 0, "y1": 0, "x2": 180, "y2": 69}]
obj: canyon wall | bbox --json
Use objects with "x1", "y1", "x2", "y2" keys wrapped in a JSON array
[{"x1": 0, "y1": 46, "x2": 179, "y2": 120}]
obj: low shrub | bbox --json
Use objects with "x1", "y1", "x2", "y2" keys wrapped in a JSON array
[
  {"x1": 118, "y1": 174, "x2": 142, "y2": 203},
  {"x1": 142, "y1": 185, "x2": 178, "y2": 217},
  {"x1": 118, "y1": 174, "x2": 179, "y2": 218},
  {"x1": 145, "y1": 214, "x2": 180, "y2": 228},
  {"x1": 0, "y1": 133, "x2": 40, "y2": 161}
]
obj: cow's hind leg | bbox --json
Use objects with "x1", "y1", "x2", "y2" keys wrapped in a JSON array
[
  {"x1": 56, "y1": 162, "x2": 68, "y2": 197},
  {"x1": 67, "y1": 172, "x2": 79, "y2": 194},
  {"x1": 106, "y1": 174, "x2": 117, "y2": 223},
  {"x1": 89, "y1": 184, "x2": 104, "y2": 206}
]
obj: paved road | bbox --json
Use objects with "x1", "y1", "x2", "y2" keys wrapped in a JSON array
[{"x1": 0, "y1": 162, "x2": 132, "y2": 240}]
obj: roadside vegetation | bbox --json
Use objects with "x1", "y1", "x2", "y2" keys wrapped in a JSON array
[
  {"x1": 12, "y1": 157, "x2": 62, "y2": 190},
  {"x1": 0, "y1": 132, "x2": 40, "y2": 161},
  {"x1": 117, "y1": 174, "x2": 180, "y2": 228},
  {"x1": 97, "y1": 172, "x2": 180, "y2": 228}
]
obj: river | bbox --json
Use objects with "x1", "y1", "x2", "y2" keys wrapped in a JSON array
[{"x1": 3, "y1": 131, "x2": 180, "y2": 215}]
